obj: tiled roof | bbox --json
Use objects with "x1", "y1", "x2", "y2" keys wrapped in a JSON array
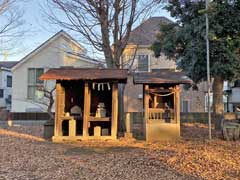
[
  {"x1": 40, "y1": 67, "x2": 128, "y2": 83},
  {"x1": 0, "y1": 61, "x2": 18, "y2": 69},
  {"x1": 133, "y1": 71, "x2": 193, "y2": 84},
  {"x1": 128, "y1": 16, "x2": 173, "y2": 46}
]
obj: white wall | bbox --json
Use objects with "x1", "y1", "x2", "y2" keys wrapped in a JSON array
[
  {"x1": 0, "y1": 69, "x2": 12, "y2": 109},
  {"x1": 12, "y1": 35, "x2": 96, "y2": 112}
]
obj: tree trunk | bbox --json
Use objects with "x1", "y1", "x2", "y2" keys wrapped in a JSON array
[
  {"x1": 118, "y1": 83, "x2": 126, "y2": 134},
  {"x1": 213, "y1": 76, "x2": 224, "y2": 130}
]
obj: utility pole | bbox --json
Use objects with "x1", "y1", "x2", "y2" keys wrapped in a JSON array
[{"x1": 206, "y1": 0, "x2": 212, "y2": 140}]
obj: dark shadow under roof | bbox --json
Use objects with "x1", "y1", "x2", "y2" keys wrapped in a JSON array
[
  {"x1": 0, "y1": 61, "x2": 18, "y2": 69},
  {"x1": 40, "y1": 68, "x2": 128, "y2": 83},
  {"x1": 133, "y1": 71, "x2": 193, "y2": 85}
]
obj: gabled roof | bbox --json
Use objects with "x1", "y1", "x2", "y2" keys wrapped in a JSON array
[
  {"x1": 133, "y1": 71, "x2": 193, "y2": 85},
  {"x1": 40, "y1": 67, "x2": 128, "y2": 83},
  {"x1": 128, "y1": 16, "x2": 173, "y2": 46},
  {"x1": 12, "y1": 30, "x2": 86, "y2": 71},
  {"x1": 0, "y1": 61, "x2": 18, "y2": 69}
]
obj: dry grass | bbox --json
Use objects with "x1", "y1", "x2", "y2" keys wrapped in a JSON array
[{"x1": 0, "y1": 123, "x2": 239, "y2": 180}]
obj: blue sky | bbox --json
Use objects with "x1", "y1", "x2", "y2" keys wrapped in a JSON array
[{"x1": 0, "y1": 0, "x2": 174, "y2": 62}]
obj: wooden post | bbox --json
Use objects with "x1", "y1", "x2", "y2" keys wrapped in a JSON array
[
  {"x1": 144, "y1": 84, "x2": 149, "y2": 140},
  {"x1": 55, "y1": 82, "x2": 65, "y2": 137},
  {"x1": 175, "y1": 85, "x2": 180, "y2": 124},
  {"x1": 83, "y1": 82, "x2": 90, "y2": 137},
  {"x1": 69, "y1": 119, "x2": 76, "y2": 137},
  {"x1": 173, "y1": 87, "x2": 176, "y2": 123},
  {"x1": 125, "y1": 112, "x2": 131, "y2": 133},
  {"x1": 111, "y1": 83, "x2": 118, "y2": 139},
  {"x1": 124, "y1": 112, "x2": 133, "y2": 138},
  {"x1": 154, "y1": 95, "x2": 158, "y2": 108},
  {"x1": 174, "y1": 85, "x2": 181, "y2": 138}
]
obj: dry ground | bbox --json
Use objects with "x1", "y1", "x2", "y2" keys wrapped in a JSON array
[{"x1": 0, "y1": 123, "x2": 239, "y2": 180}]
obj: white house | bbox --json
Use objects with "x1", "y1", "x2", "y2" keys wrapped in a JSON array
[
  {"x1": 11, "y1": 30, "x2": 101, "y2": 112},
  {"x1": 0, "y1": 61, "x2": 17, "y2": 110}
]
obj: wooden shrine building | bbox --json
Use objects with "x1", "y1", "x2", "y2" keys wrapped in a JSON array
[
  {"x1": 40, "y1": 68, "x2": 128, "y2": 142},
  {"x1": 134, "y1": 71, "x2": 192, "y2": 141}
]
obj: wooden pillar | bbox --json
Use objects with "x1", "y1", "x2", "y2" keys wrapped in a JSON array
[
  {"x1": 124, "y1": 112, "x2": 133, "y2": 138},
  {"x1": 83, "y1": 82, "x2": 90, "y2": 137},
  {"x1": 111, "y1": 83, "x2": 118, "y2": 139},
  {"x1": 154, "y1": 95, "x2": 157, "y2": 108},
  {"x1": 55, "y1": 82, "x2": 65, "y2": 137},
  {"x1": 69, "y1": 119, "x2": 76, "y2": 137},
  {"x1": 173, "y1": 87, "x2": 176, "y2": 123},
  {"x1": 173, "y1": 85, "x2": 181, "y2": 138},
  {"x1": 144, "y1": 84, "x2": 149, "y2": 140},
  {"x1": 175, "y1": 85, "x2": 180, "y2": 124},
  {"x1": 125, "y1": 112, "x2": 131, "y2": 133}
]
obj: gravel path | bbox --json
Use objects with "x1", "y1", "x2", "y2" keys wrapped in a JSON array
[{"x1": 0, "y1": 124, "x2": 239, "y2": 180}]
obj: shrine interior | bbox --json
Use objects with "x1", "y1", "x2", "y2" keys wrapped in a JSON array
[
  {"x1": 61, "y1": 81, "x2": 113, "y2": 136},
  {"x1": 62, "y1": 81, "x2": 84, "y2": 136},
  {"x1": 148, "y1": 85, "x2": 175, "y2": 123}
]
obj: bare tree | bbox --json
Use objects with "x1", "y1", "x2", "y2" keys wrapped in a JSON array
[
  {"x1": 44, "y1": 0, "x2": 161, "y2": 132},
  {"x1": 45, "y1": 0, "x2": 159, "y2": 68},
  {"x1": 0, "y1": 0, "x2": 25, "y2": 53},
  {"x1": 35, "y1": 86, "x2": 56, "y2": 121}
]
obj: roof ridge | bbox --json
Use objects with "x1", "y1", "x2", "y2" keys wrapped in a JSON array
[{"x1": 12, "y1": 30, "x2": 85, "y2": 71}]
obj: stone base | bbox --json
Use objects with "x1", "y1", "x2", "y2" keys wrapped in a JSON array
[
  {"x1": 44, "y1": 120, "x2": 54, "y2": 139},
  {"x1": 52, "y1": 135, "x2": 117, "y2": 142},
  {"x1": 124, "y1": 132, "x2": 133, "y2": 139},
  {"x1": 94, "y1": 126, "x2": 101, "y2": 137}
]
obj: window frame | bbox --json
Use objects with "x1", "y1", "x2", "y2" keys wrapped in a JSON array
[
  {"x1": 0, "y1": 89, "x2": 4, "y2": 98},
  {"x1": 27, "y1": 68, "x2": 44, "y2": 99},
  {"x1": 6, "y1": 75, "x2": 12, "y2": 87},
  {"x1": 181, "y1": 100, "x2": 189, "y2": 113},
  {"x1": 136, "y1": 54, "x2": 150, "y2": 72}
]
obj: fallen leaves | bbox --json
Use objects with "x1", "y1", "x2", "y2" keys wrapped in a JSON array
[{"x1": 0, "y1": 123, "x2": 239, "y2": 180}]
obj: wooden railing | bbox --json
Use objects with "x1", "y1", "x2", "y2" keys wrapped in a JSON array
[{"x1": 148, "y1": 108, "x2": 175, "y2": 123}]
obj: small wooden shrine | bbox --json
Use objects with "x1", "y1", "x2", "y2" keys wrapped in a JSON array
[
  {"x1": 40, "y1": 68, "x2": 128, "y2": 142},
  {"x1": 134, "y1": 71, "x2": 192, "y2": 141}
]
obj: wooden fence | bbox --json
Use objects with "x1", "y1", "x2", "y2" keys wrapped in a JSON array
[
  {"x1": 180, "y1": 112, "x2": 215, "y2": 124},
  {"x1": 5, "y1": 112, "x2": 216, "y2": 123},
  {"x1": 9, "y1": 112, "x2": 51, "y2": 120}
]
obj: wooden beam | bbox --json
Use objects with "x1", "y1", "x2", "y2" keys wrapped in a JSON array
[
  {"x1": 55, "y1": 82, "x2": 65, "y2": 137},
  {"x1": 111, "y1": 83, "x2": 118, "y2": 139},
  {"x1": 83, "y1": 82, "x2": 90, "y2": 137}
]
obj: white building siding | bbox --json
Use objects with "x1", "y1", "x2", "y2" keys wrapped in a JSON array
[
  {"x1": 12, "y1": 35, "x2": 96, "y2": 112},
  {"x1": 0, "y1": 70, "x2": 12, "y2": 109}
]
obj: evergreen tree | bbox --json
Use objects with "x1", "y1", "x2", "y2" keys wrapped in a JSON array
[{"x1": 152, "y1": 0, "x2": 240, "y2": 129}]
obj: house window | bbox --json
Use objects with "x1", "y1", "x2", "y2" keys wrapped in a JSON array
[
  {"x1": 182, "y1": 100, "x2": 189, "y2": 112},
  {"x1": 0, "y1": 89, "x2": 4, "y2": 98},
  {"x1": 137, "y1": 55, "x2": 149, "y2": 72},
  {"x1": 7, "y1": 75, "x2": 12, "y2": 87},
  {"x1": 27, "y1": 68, "x2": 44, "y2": 99}
]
